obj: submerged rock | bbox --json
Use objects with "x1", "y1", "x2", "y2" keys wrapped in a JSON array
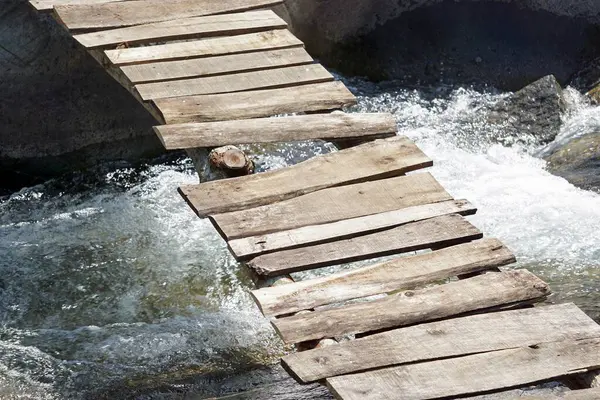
[
  {"x1": 545, "y1": 132, "x2": 600, "y2": 191},
  {"x1": 487, "y1": 75, "x2": 565, "y2": 144}
]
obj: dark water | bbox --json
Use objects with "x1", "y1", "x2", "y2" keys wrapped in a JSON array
[{"x1": 1, "y1": 82, "x2": 599, "y2": 399}]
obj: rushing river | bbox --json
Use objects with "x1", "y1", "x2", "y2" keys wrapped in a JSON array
[{"x1": 1, "y1": 79, "x2": 599, "y2": 399}]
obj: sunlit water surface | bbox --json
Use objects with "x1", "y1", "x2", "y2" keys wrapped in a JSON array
[{"x1": 1, "y1": 80, "x2": 599, "y2": 399}]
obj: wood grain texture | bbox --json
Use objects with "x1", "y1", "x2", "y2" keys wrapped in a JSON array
[
  {"x1": 326, "y1": 338, "x2": 600, "y2": 400},
  {"x1": 212, "y1": 172, "x2": 451, "y2": 240},
  {"x1": 122, "y1": 47, "x2": 311, "y2": 84},
  {"x1": 30, "y1": 0, "x2": 123, "y2": 12},
  {"x1": 272, "y1": 269, "x2": 550, "y2": 344},
  {"x1": 283, "y1": 303, "x2": 600, "y2": 383},
  {"x1": 179, "y1": 136, "x2": 432, "y2": 217},
  {"x1": 154, "y1": 112, "x2": 396, "y2": 149},
  {"x1": 153, "y1": 81, "x2": 356, "y2": 124},
  {"x1": 248, "y1": 214, "x2": 483, "y2": 275},
  {"x1": 251, "y1": 238, "x2": 515, "y2": 317},
  {"x1": 231, "y1": 199, "x2": 475, "y2": 260},
  {"x1": 105, "y1": 29, "x2": 303, "y2": 65},
  {"x1": 136, "y1": 64, "x2": 333, "y2": 100},
  {"x1": 54, "y1": 0, "x2": 282, "y2": 30},
  {"x1": 74, "y1": 10, "x2": 286, "y2": 48}
]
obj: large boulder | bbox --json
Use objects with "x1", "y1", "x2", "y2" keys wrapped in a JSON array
[
  {"x1": 0, "y1": 0, "x2": 163, "y2": 190},
  {"x1": 544, "y1": 132, "x2": 600, "y2": 191},
  {"x1": 487, "y1": 75, "x2": 566, "y2": 145}
]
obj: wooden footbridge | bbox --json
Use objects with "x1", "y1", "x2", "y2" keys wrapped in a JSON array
[{"x1": 30, "y1": 0, "x2": 600, "y2": 398}]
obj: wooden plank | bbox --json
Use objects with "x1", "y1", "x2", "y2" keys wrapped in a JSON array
[
  {"x1": 154, "y1": 112, "x2": 396, "y2": 150},
  {"x1": 326, "y1": 338, "x2": 600, "y2": 400},
  {"x1": 30, "y1": 0, "x2": 124, "y2": 12},
  {"x1": 248, "y1": 214, "x2": 483, "y2": 275},
  {"x1": 152, "y1": 81, "x2": 356, "y2": 124},
  {"x1": 105, "y1": 29, "x2": 303, "y2": 66},
  {"x1": 283, "y1": 304, "x2": 600, "y2": 383},
  {"x1": 136, "y1": 64, "x2": 333, "y2": 100},
  {"x1": 54, "y1": 0, "x2": 282, "y2": 31},
  {"x1": 213, "y1": 172, "x2": 451, "y2": 240},
  {"x1": 272, "y1": 269, "x2": 550, "y2": 344},
  {"x1": 74, "y1": 10, "x2": 287, "y2": 49},
  {"x1": 122, "y1": 47, "x2": 311, "y2": 84},
  {"x1": 231, "y1": 199, "x2": 475, "y2": 260},
  {"x1": 179, "y1": 136, "x2": 432, "y2": 218},
  {"x1": 251, "y1": 238, "x2": 515, "y2": 317}
]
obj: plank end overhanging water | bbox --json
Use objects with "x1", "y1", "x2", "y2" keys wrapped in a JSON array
[{"x1": 29, "y1": 0, "x2": 600, "y2": 398}]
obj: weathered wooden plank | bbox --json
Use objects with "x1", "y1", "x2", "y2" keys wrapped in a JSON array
[
  {"x1": 326, "y1": 338, "x2": 600, "y2": 400},
  {"x1": 54, "y1": 0, "x2": 282, "y2": 31},
  {"x1": 251, "y1": 239, "x2": 514, "y2": 317},
  {"x1": 30, "y1": 0, "x2": 124, "y2": 12},
  {"x1": 283, "y1": 304, "x2": 600, "y2": 383},
  {"x1": 152, "y1": 81, "x2": 355, "y2": 124},
  {"x1": 273, "y1": 269, "x2": 550, "y2": 344},
  {"x1": 179, "y1": 136, "x2": 432, "y2": 217},
  {"x1": 213, "y1": 172, "x2": 451, "y2": 240},
  {"x1": 136, "y1": 64, "x2": 333, "y2": 100},
  {"x1": 105, "y1": 29, "x2": 303, "y2": 66},
  {"x1": 248, "y1": 214, "x2": 483, "y2": 275},
  {"x1": 74, "y1": 10, "x2": 287, "y2": 48},
  {"x1": 122, "y1": 47, "x2": 311, "y2": 84},
  {"x1": 154, "y1": 112, "x2": 396, "y2": 150},
  {"x1": 231, "y1": 199, "x2": 475, "y2": 260}
]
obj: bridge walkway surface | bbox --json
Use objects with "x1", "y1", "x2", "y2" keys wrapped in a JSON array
[{"x1": 27, "y1": 0, "x2": 600, "y2": 398}]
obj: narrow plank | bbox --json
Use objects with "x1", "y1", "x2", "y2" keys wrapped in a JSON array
[
  {"x1": 272, "y1": 269, "x2": 550, "y2": 344},
  {"x1": 74, "y1": 10, "x2": 287, "y2": 48},
  {"x1": 212, "y1": 172, "x2": 451, "y2": 240},
  {"x1": 153, "y1": 81, "x2": 356, "y2": 124},
  {"x1": 54, "y1": 0, "x2": 282, "y2": 31},
  {"x1": 283, "y1": 304, "x2": 600, "y2": 383},
  {"x1": 122, "y1": 47, "x2": 311, "y2": 84},
  {"x1": 105, "y1": 29, "x2": 303, "y2": 66},
  {"x1": 231, "y1": 199, "x2": 475, "y2": 260},
  {"x1": 30, "y1": 0, "x2": 124, "y2": 12},
  {"x1": 248, "y1": 214, "x2": 483, "y2": 275},
  {"x1": 179, "y1": 136, "x2": 432, "y2": 217},
  {"x1": 136, "y1": 64, "x2": 333, "y2": 100},
  {"x1": 326, "y1": 338, "x2": 600, "y2": 400},
  {"x1": 154, "y1": 112, "x2": 396, "y2": 150},
  {"x1": 251, "y1": 238, "x2": 515, "y2": 317}
]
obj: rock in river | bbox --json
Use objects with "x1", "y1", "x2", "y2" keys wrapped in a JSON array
[{"x1": 545, "y1": 132, "x2": 600, "y2": 192}]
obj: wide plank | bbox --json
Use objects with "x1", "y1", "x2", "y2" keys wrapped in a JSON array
[
  {"x1": 136, "y1": 64, "x2": 333, "y2": 100},
  {"x1": 212, "y1": 172, "x2": 451, "y2": 240},
  {"x1": 179, "y1": 136, "x2": 432, "y2": 217},
  {"x1": 152, "y1": 81, "x2": 356, "y2": 124},
  {"x1": 30, "y1": 0, "x2": 123, "y2": 12},
  {"x1": 54, "y1": 0, "x2": 282, "y2": 30},
  {"x1": 154, "y1": 112, "x2": 396, "y2": 150},
  {"x1": 283, "y1": 304, "x2": 600, "y2": 383},
  {"x1": 326, "y1": 338, "x2": 600, "y2": 400},
  {"x1": 105, "y1": 29, "x2": 303, "y2": 66},
  {"x1": 231, "y1": 199, "x2": 475, "y2": 260},
  {"x1": 248, "y1": 214, "x2": 483, "y2": 275},
  {"x1": 251, "y1": 238, "x2": 515, "y2": 317},
  {"x1": 272, "y1": 269, "x2": 550, "y2": 344},
  {"x1": 122, "y1": 47, "x2": 311, "y2": 84},
  {"x1": 74, "y1": 10, "x2": 287, "y2": 48}
]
